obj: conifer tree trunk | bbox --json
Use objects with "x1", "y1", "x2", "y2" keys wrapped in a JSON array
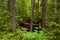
[
  {"x1": 37, "y1": 0, "x2": 40, "y2": 33},
  {"x1": 54, "y1": 0, "x2": 57, "y2": 13},
  {"x1": 2, "y1": 0, "x2": 4, "y2": 27},
  {"x1": 30, "y1": 0, "x2": 35, "y2": 32},
  {"x1": 7, "y1": 0, "x2": 11, "y2": 11},
  {"x1": 42, "y1": 0, "x2": 47, "y2": 28},
  {"x1": 2, "y1": 0, "x2": 4, "y2": 14},
  {"x1": 11, "y1": 0, "x2": 16, "y2": 32}
]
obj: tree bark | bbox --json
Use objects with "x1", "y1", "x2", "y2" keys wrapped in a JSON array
[
  {"x1": 54, "y1": 0, "x2": 57, "y2": 13},
  {"x1": 11, "y1": 0, "x2": 16, "y2": 32},
  {"x1": 42, "y1": 0, "x2": 47, "y2": 28},
  {"x1": 30, "y1": 0, "x2": 35, "y2": 32},
  {"x1": 7, "y1": 0, "x2": 11, "y2": 11},
  {"x1": 37, "y1": 0, "x2": 40, "y2": 33},
  {"x1": 2, "y1": 0, "x2": 4, "y2": 14}
]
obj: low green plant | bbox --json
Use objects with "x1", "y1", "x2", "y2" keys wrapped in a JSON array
[{"x1": 0, "y1": 28, "x2": 47, "y2": 40}]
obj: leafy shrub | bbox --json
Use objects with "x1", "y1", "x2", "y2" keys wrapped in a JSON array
[
  {"x1": 0, "y1": 28, "x2": 47, "y2": 40},
  {"x1": 46, "y1": 22, "x2": 60, "y2": 40}
]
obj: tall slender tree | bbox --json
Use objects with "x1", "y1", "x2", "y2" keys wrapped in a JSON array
[
  {"x1": 11, "y1": 0, "x2": 16, "y2": 32},
  {"x1": 42, "y1": 0, "x2": 47, "y2": 28},
  {"x1": 37, "y1": 0, "x2": 40, "y2": 33},
  {"x1": 1, "y1": 0, "x2": 4, "y2": 28},
  {"x1": 7, "y1": 0, "x2": 11, "y2": 11},
  {"x1": 30, "y1": 0, "x2": 35, "y2": 32},
  {"x1": 37, "y1": 0, "x2": 39, "y2": 17},
  {"x1": 54, "y1": 0, "x2": 57, "y2": 13},
  {"x1": 2, "y1": 0, "x2": 4, "y2": 14}
]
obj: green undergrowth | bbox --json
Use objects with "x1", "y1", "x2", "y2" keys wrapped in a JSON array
[{"x1": 0, "y1": 28, "x2": 47, "y2": 40}]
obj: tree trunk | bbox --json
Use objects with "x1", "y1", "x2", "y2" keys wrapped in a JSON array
[
  {"x1": 30, "y1": 0, "x2": 35, "y2": 32},
  {"x1": 54, "y1": 0, "x2": 57, "y2": 13},
  {"x1": 42, "y1": 0, "x2": 47, "y2": 28},
  {"x1": 7, "y1": 0, "x2": 11, "y2": 11},
  {"x1": 2, "y1": 0, "x2": 4, "y2": 14},
  {"x1": 37, "y1": 0, "x2": 40, "y2": 33},
  {"x1": 11, "y1": 0, "x2": 16, "y2": 32}
]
